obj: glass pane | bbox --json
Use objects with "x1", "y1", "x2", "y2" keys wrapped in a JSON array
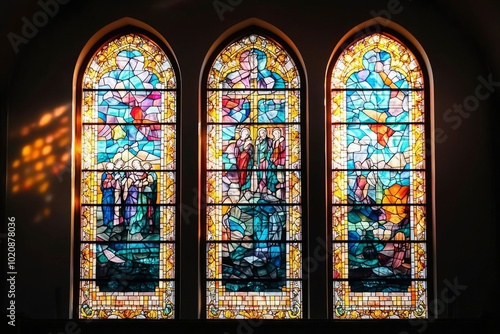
[
  {"x1": 79, "y1": 33, "x2": 177, "y2": 319},
  {"x1": 206, "y1": 33, "x2": 302, "y2": 319},
  {"x1": 331, "y1": 33, "x2": 427, "y2": 319}
]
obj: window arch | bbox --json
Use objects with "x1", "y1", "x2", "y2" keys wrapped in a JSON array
[
  {"x1": 75, "y1": 27, "x2": 179, "y2": 319},
  {"x1": 328, "y1": 29, "x2": 432, "y2": 319},
  {"x1": 202, "y1": 28, "x2": 305, "y2": 319}
]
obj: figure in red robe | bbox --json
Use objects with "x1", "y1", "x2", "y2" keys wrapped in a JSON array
[{"x1": 235, "y1": 127, "x2": 254, "y2": 191}]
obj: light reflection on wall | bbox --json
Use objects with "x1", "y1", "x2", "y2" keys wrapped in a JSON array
[{"x1": 9, "y1": 103, "x2": 71, "y2": 223}]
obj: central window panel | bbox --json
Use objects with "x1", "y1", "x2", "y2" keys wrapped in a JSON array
[{"x1": 204, "y1": 33, "x2": 303, "y2": 319}]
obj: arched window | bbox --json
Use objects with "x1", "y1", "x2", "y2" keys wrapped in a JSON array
[
  {"x1": 202, "y1": 30, "x2": 305, "y2": 319},
  {"x1": 328, "y1": 30, "x2": 431, "y2": 319},
  {"x1": 75, "y1": 29, "x2": 179, "y2": 319}
]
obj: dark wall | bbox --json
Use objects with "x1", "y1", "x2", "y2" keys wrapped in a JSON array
[{"x1": 1, "y1": 0, "x2": 498, "y2": 327}]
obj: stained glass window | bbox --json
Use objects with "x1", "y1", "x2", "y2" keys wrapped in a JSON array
[
  {"x1": 77, "y1": 32, "x2": 177, "y2": 319},
  {"x1": 204, "y1": 33, "x2": 303, "y2": 319},
  {"x1": 330, "y1": 33, "x2": 428, "y2": 319}
]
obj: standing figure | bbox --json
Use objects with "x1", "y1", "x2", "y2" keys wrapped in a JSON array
[
  {"x1": 142, "y1": 162, "x2": 158, "y2": 233},
  {"x1": 112, "y1": 159, "x2": 125, "y2": 226},
  {"x1": 122, "y1": 162, "x2": 139, "y2": 229},
  {"x1": 392, "y1": 231, "x2": 407, "y2": 269},
  {"x1": 269, "y1": 128, "x2": 286, "y2": 199},
  {"x1": 235, "y1": 127, "x2": 254, "y2": 191},
  {"x1": 100, "y1": 162, "x2": 116, "y2": 227},
  {"x1": 255, "y1": 128, "x2": 272, "y2": 193},
  {"x1": 126, "y1": 160, "x2": 151, "y2": 235}
]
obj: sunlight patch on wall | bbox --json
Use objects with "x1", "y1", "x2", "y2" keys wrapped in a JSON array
[{"x1": 9, "y1": 103, "x2": 71, "y2": 223}]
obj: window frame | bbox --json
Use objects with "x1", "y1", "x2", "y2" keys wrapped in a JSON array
[
  {"x1": 70, "y1": 19, "x2": 435, "y2": 321},
  {"x1": 325, "y1": 23, "x2": 435, "y2": 319},
  {"x1": 72, "y1": 24, "x2": 182, "y2": 319},
  {"x1": 199, "y1": 25, "x2": 309, "y2": 319}
]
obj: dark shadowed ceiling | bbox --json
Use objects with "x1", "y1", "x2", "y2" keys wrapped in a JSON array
[{"x1": 1, "y1": 0, "x2": 499, "y2": 90}]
